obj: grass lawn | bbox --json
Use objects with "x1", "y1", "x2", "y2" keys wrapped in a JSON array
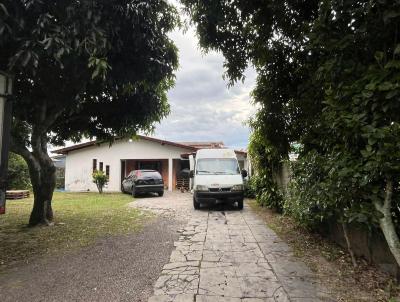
[{"x1": 0, "y1": 192, "x2": 148, "y2": 271}]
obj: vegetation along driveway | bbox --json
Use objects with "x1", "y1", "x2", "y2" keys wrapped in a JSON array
[{"x1": 133, "y1": 192, "x2": 333, "y2": 302}]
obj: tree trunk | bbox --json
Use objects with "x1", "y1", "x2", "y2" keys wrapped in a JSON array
[
  {"x1": 28, "y1": 159, "x2": 56, "y2": 226},
  {"x1": 12, "y1": 131, "x2": 56, "y2": 226},
  {"x1": 342, "y1": 222, "x2": 357, "y2": 268},
  {"x1": 373, "y1": 179, "x2": 400, "y2": 268}
]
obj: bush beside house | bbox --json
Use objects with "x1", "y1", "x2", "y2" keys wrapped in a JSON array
[{"x1": 7, "y1": 152, "x2": 31, "y2": 190}]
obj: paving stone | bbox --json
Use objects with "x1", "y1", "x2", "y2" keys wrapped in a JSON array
[
  {"x1": 198, "y1": 274, "x2": 243, "y2": 297},
  {"x1": 272, "y1": 286, "x2": 291, "y2": 301},
  {"x1": 233, "y1": 262, "x2": 275, "y2": 278},
  {"x1": 196, "y1": 295, "x2": 241, "y2": 302},
  {"x1": 242, "y1": 299, "x2": 275, "y2": 302},
  {"x1": 231, "y1": 250, "x2": 267, "y2": 263},
  {"x1": 154, "y1": 274, "x2": 199, "y2": 295},
  {"x1": 148, "y1": 294, "x2": 195, "y2": 302},
  {"x1": 161, "y1": 261, "x2": 200, "y2": 275},
  {"x1": 269, "y1": 258, "x2": 314, "y2": 278},
  {"x1": 230, "y1": 242, "x2": 260, "y2": 252},
  {"x1": 174, "y1": 242, "x2": 204, "y2": 251},
  {"x1": 263, "y1": 252, "x2": 294, "y2": 264},
  {"x1": 239, "y1": 276, "x2": 282, "y2": 298},
  {"x1": 258, "y1": 241, "x2": 293, "y2": 254},
  {"x1": 131, "y1": 193, "x2": 333, "y2": 302},
  {"x1": 204, "y1": 241, "x2": 232, "y2": 252},
  {"x1": 202, "y1": 250, "x2": 235, "y2": 262},
  {"x1": 169, "y1": 249, "x2": 203, "y2": 262}
]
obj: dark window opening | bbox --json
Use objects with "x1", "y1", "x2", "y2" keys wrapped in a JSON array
[
  {"x1": 99, "y1": 162, "x2": 103, "y2": 171},
  {"x1": 138, "y1": 161, "x2": 161, "y2": 172},
  {"x1": 106, "y1": 165, "x2": 110, "y2": 179},
  {"x1": 92, "y1": 159, "x2": 97, "y2": 172}
]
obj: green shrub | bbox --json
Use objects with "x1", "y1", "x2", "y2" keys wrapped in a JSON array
[
  {"x1": 252, "y1": 172, "x2": 284, "y2": 211},
  {"x1": 7, "y1": 152, "x2": 31, "y2": 190},
  {"x1": 244, "y1": 177, "x2": 256, "y2": 198},
  {"x1": 92, "y1": 170, "x2": 108, "y2": 194}
]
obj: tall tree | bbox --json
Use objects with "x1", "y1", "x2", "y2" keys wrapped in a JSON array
[
  {"x1": 0, "y1": 0, "x2": 178, "y2": 226},
  {"x1": 181, "y1": 0, "x2": 400, "y2": 267}
]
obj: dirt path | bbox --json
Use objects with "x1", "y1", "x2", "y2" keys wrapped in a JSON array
[{"x1": 0, "y1": 214, "x2": 183, "y2": 302}]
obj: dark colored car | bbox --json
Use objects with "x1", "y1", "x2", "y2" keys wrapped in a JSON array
[{"x1": 122, "y1": 170, "x2": 164, "y2": 197}]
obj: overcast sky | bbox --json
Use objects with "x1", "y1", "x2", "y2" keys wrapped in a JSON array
[{"x1": 153, "y1": 24, "x2": 257, "y2": 149}]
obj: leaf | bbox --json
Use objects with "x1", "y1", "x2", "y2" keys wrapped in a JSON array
[
  {"x1": 0, "y1": 3, "x2": 9, "y2": 16},
  {"x1": 383, "y1": 9, "x2": 400, "y2": 24},
  {"x1": 378, "y1": 82, "x2": 393, "y2": 91},
  {"x1": 362, "y1": 90, "x2": 373, "y2": 98},
  {"x1": 394, "y1": 44, "x2": 400, "y2": 55},
  {"x1": 374, "y1": 51, "x2": 385, "y2": 63},
  {"x1": 22, "y1": 51, "x2": 31, "y2": 66},
  {"x1": 91, "y1": 67, "x2": 100, "y2": 79},
  {"x1": 386, "y1": 90, "x2": 398, "y2": 99},
  {"x1": 56, "y1": 48, "x2": 64, "y2": 59},
  {"x1": 360, "y1": 150, "x2": 369, "y2": 158},
  {"x1": 385, "y1": 60, "x2": 400, "y2": 69},
  {"x1": 368, "y1": 137, "x2": 376, "y2": 145},
  {"x1": 43, "y1": 38, "x2": 52, "y2": 50}
]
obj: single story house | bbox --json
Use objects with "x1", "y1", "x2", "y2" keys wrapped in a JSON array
[{"x1": 53, "y1": 135, "x2": 249, "y2": 192}]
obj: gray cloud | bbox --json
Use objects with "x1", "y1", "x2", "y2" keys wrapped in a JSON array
[{"x1": 155, "y1": 27, "x2": 256, "y2": 149}]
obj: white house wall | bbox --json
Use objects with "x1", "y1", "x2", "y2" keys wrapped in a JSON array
[{"x1": 64, "y1": 139, "x2": 193, "y2": 192}]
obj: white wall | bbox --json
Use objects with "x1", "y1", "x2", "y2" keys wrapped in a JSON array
[{"x1": 64, "y1": 138, "x2": 193, "y2": 192}]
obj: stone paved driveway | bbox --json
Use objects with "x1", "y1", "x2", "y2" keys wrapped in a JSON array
[{"x1": 132, "y1": 192, "x2": 333, "y2": 302}]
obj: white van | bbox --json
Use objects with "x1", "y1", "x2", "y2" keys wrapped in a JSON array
[{"x1": 189, "y1": 149, "x2": 247, "y2": 210}]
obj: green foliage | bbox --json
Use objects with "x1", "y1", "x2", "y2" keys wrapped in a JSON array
[
  {"x1": 7, "y1": 152, "x2": 31, "y2": 190},
  {"x1": 92, "y1": 170, "x2": 108, "y2": 194},
  {"x1": 285, "y1": 151, "x2": 382, "y2": 230},
  {"x1": 248, "y1": 127, "x2": 284, "y2": 211},
  {"x1": 0, "y1": 0, "x2": 179, "y2": 223},
  {"x1": 182, "y1": 0, "x2": 400, "y2": 263},
  {"x1": 243, "y1": 177, "x2": 256, "y2": 199},
  {"x1": 1, "y1": 0, "x2": 179, "y2": 145}
]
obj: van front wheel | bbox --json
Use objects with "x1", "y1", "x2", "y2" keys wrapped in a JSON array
[
  {"x1": 193, "y1": 197, "x2": 200, "y2": 210},
  {"x1": 237, "y1": 200, "x2": 243, "y2": 210}
]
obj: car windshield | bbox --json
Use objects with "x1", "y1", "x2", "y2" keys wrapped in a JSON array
[
  {"x1": 196, "y1": 158, "x2": 240, "y2": 175},
  {"x1": 137, "y1": 171, "x2": 161, "y2": 179}
]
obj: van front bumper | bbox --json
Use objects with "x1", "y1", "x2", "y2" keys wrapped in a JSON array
[{"x1": 194, "y1": 191, "x2": 244, "y2": 204}]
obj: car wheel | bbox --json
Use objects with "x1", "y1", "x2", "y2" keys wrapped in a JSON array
[
  {"x1": 158, "y1": 191, "x2": 164, "y2": 197},
  {"x1": 131, "y1": 186, "x2": 137, "y2": 198},
  {"x1": 237, "y1": 200, "x2": 243, "y2": 210},
  {"x1": 193, "y1": 196, "x2": 200, "y2": 210}
]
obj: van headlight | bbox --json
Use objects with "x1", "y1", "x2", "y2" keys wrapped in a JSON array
[
  {"x1": 231, "y1": 184, "x2": 244, "y2": 191},
  {"x1": 195, "y1": 185, "x2": 208, "y2": 192}
]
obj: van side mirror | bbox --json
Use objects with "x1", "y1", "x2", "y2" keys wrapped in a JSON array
[
  {"x1": 241, "y1": 170, "x2": 248, "y2": 178},
  {"x1": 189, "y1": 170, "x2": 194, "y2": 178}
]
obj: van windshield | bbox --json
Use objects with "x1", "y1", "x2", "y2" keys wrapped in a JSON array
[{"x1": 196, "y1": 158, "x2": 240, "y2": 175}]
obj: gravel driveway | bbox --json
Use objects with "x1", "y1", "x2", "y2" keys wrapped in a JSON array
[
  {"x1": 0, "y1": 202, "x2": 184, "y2": 302},
  {"x1": 132, "y1": 192, "x2": 334, "y2": 302}
]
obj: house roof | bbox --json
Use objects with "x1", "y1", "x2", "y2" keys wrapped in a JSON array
[
  {"x1": 52, "y1": 135, "x2": 198, "y2": 155},
  {"x1": 52, "y1": 135, "x2": 247, "y2": 156},
  {"x1": 179, "y1": 141, "x2": 225, "y2": 149}
]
